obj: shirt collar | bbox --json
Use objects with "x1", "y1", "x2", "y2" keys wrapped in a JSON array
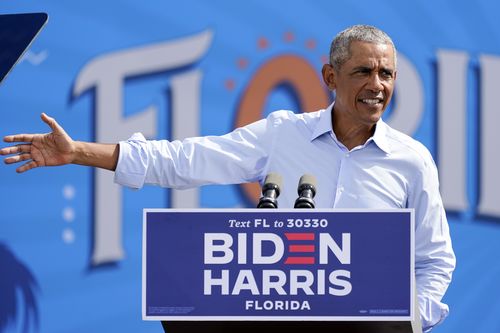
[
  {"x1": 372, "y1": 119, "x2": 391, "y2": 154},
  {"x1": 310, "y1": 103, "x2": 334, "y2": 141},
  {"x1": 310, "y1": 102, "x2": 392, "y2": 154}
]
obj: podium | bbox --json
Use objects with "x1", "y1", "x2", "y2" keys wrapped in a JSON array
[{"x1": 143, "y1": 209, "x2": 422, "y2": 333}]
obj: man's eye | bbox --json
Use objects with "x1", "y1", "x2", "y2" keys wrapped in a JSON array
[
  {"x1": 381, "y1": 71, "x2": 393, "y2": 78},
  {"x1": 354, "y1": 69, "x2": 370, "y2": 75}
]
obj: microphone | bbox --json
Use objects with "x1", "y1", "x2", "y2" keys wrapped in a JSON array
[
  {"x1": 294, "y1": 174, "x2": 317, "y2": 209},
  {"x1": 257, "y1": 173, "x2": 283, "y2": 208}
]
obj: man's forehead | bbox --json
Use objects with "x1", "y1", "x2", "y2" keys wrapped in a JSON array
[{"x1": 346, "y1": 41, "x2": 396, "y2": 67}]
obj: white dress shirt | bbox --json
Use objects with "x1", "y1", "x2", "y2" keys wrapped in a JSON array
[{"x1": 115, "y1": 103, "x2": 455, "y2": 332}]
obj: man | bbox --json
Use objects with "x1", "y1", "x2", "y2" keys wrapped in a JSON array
[{"x1": 1, "y1": 25, "x2": 455, "y2": 332}]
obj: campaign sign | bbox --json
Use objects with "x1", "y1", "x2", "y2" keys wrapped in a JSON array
[{"x1": 143, "y1": 209, "x2": 414, "y2": 321}]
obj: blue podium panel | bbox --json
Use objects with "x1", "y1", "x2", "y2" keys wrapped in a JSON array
[{"x1": 143, "y1": 209, "x2": 414, "y2": 321}]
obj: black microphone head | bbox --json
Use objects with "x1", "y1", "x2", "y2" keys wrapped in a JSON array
[
  {"x1": 262, "y1": 173, "x2": 283, "y2": 196},
  {"x1": 297, "y1": 174, "x2": 317, "y2": 196},
  {"x1": 257, "y1": 198, "x2": 278, "y2": 208}
]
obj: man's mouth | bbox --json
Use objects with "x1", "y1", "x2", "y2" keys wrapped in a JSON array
[{"x1": 359, "y1": 98, "x2": 384, "y2": 105}]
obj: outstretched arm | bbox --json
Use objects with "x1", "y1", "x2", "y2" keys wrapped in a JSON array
[{"x1": 1, "y1": 113, "x2": 119, "y2": 172}]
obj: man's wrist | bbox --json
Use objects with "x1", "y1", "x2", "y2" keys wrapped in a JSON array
[
  {"x1": 72, "y1": 141, "x2": 119, "y2": 170},
  {"x1": 72, "y1": 141, "x2": 89, "y2": 166}
]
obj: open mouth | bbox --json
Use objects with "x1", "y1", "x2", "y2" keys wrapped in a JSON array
[{"x1": 358, "y1": 98, "x2": 384, "y2": 106}]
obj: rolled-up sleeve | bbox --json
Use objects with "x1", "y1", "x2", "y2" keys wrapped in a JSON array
[
  {"x1": 114, "y1": 132, "x2": 150, "y2": 189},
  {"x1": 409, "y1": 154, "x2": 456, "y2": 332}
]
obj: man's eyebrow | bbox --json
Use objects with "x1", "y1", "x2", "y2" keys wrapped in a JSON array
[
  {"x1": 351, "y1": 65, "x2": 372, "y2": 72},
  {"x1": 351, "y1": 65, "x2": 395, "y2": 74}
]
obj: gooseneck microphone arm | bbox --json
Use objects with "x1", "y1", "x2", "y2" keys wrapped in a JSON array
[
  {"x1": 294, "y1": 174, "x2": 317, "y2": 209},
  {"x1": 257, "y1": 173, "x2": 283, "y2": 208}
]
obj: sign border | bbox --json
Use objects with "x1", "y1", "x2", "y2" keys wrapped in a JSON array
[{"x1": 142, "y1": 208, "x2": 415, "y2": 322}]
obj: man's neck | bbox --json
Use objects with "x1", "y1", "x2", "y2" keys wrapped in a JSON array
[{"x1": 332, "y1": 109, "x2": 376, "y2": 151}]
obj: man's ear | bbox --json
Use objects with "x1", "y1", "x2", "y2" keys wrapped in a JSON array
[{"x1": 321, "y1": 64, "x2": 337, "y2": 91}]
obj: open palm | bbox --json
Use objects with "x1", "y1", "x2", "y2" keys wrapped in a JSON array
[{"x1": 1, "y1": 113, "x2": 75, "y2": 173}]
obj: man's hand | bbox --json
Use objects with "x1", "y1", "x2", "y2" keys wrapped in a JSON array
[{"x1": 1, "y1": 113, "x2": 76, "y2": 173}]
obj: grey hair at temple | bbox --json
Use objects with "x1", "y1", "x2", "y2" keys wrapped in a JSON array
[{"x1": 329, "y1": 25, "x2": 397, "y2": 71}]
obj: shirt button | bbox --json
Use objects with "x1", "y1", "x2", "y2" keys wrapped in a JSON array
[{"x1": 346, "y1": 153, "x2": 350, "y2": 157}]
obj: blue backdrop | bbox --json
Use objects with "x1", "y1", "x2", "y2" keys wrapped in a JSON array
[{"x1": 1, "y1": 1, "x2": 500, "y2": 332}]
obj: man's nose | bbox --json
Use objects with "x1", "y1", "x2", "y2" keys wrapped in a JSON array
[{"x1": 367, "y1": 73, "x2": 384, "y2": 91}]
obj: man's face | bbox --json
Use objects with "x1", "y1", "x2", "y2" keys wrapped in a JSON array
[{"x1": 322, "y1": 41, "x2": 396, "y2": 126}]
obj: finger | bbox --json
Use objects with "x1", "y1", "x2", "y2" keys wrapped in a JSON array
[
  {"x1": 4, "y1": 153, "x2": 32, "y2": 164},
  {"x1": 3, "y1": 134, "x2": 35, "y2": 143},
  {"x1": 41, "y1": 113, "x2": 63, "y2": 133},
  {"x1": 16, "y1": 160, "x2": 38, "y2": 173},
  {"x1": 0, "y1": 144, "x2": 32, "y2": 155}
]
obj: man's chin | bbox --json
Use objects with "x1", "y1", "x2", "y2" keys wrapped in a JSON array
[
  {"x1": 359, "y1": 105, "x2": 384, "y2": 119},
  {"x1": 361, "y1": 110, "x2": 384, "y2": 126}
]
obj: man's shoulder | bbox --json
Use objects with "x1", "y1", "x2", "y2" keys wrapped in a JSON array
[
  {"x1": 384, "y1": 123, "x2": 435, "y2": 169},
  {"x1": 266, "y1": 109, "x2": 325, "y2": 131},
  {"x1": 267, "y1": 109, "x2": 323, "y2": 121}
]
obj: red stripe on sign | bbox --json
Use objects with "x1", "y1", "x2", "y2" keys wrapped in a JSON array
[
  {"x1": 284, "y1": 257, "x2": 315, "y2": 264},
  {"x1": 289, "y1": 245, "x2": 315, "y2": 253},
  {"x1": 285, "y1": 233, "x2": 315, "y2": 240}
]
